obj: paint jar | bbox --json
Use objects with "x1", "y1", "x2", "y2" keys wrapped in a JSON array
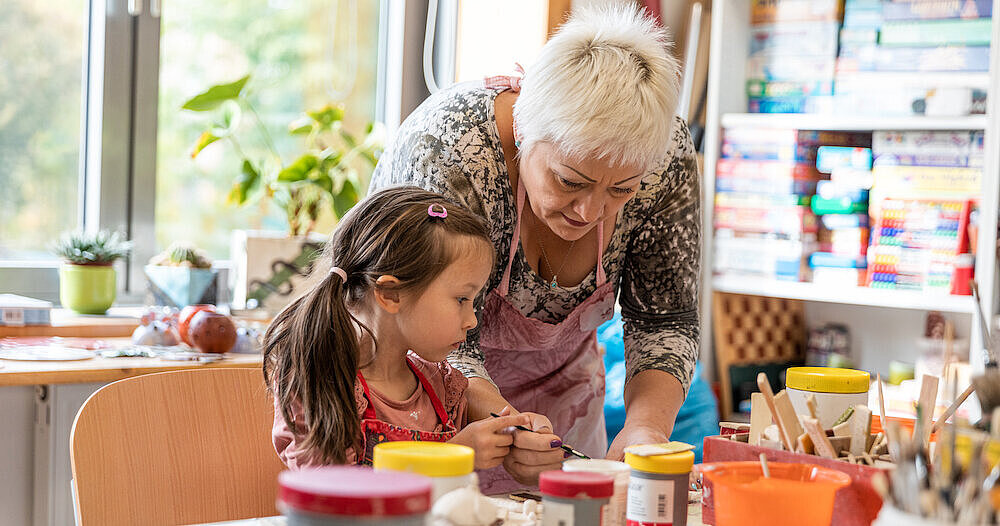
[
  {"x1": 785, "y1": 366, "x2": 870, "y2": 428},
  {"x1": 373, "y1": 441, "x2": 475, "y2": 502},
  {"x1": 278, "y1": 466, "x2": 431, "y2": 525},
  {"x1": 563, "y1": 458, "x2": 630, "y2": 526},
  {"x1": 625, "y1": 448, "x2": 693, "y2": 526},
  {"x1": 539, "y1": 470, "x2": 614, "y2": 526}
]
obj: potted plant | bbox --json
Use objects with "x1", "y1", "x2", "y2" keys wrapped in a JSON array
[
  {"x1": 52, "y1": 230, "x2": 132, "y2": 314},
  {"x1": 145, "y1": 242, "x2": 218, "y2": 308},
  {"x1": 183, "y1": 74, "x2": 383, "y2": 312}
]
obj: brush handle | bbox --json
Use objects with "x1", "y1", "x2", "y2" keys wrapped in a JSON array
[{"x1": 488, "y1": 412, "x2": 589, "y2": 459}]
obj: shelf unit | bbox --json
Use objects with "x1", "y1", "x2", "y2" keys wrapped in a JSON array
[{"x1": 699, "y1": 0, "x2": 1000, "y2": 377}]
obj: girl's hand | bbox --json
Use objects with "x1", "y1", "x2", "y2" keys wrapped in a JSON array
[
  {"x1": 449, "y1": 413, "x2": 531, "y2": 469},
  {"x1": 503, "y1": 411, "x2": 565, "y2": 485}
]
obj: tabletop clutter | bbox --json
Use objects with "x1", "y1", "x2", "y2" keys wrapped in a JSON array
[
  {"x1": 274, "y1": 441, "x2": 697, "y2": 526},
  {"x1": 711, "y1": 357, "x2": 1000, "y2": 525}
]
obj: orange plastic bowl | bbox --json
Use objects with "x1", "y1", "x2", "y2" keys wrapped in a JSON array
[{"x1": 697, "y1": 461, "x2": 851, "y2": 526}]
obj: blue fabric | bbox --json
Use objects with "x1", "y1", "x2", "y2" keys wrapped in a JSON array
[{"x1": 597, "y1": 311, "x2": 719, "y2": 462}]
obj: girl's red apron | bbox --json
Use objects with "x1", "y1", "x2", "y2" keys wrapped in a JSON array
[
  {"x1": 477, "y1": 182, "x2": 616, "y2": 493},
  {"x1": 356, "y1": 357, "x2": 458, "y2": 465}
]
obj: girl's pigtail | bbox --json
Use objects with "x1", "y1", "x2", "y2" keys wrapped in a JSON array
[{"x1": 264, "y1": 267, "x2": 362, "y2": 464}]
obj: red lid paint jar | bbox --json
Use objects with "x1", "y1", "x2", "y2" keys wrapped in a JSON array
[
  {"x1": 278, "y1": 466, "x2": 432, "y2": 525},
  {"x1": 539, "y1": 470, "x2": 614, "y2": 526}
]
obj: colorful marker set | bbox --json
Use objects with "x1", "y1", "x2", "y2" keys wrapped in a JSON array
[{"x1": 866, "y1": 199, "x2": 971, "y2": 293}]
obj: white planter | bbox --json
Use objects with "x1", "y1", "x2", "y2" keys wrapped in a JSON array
[{"x1": 229, "y1": 230, "x2": 327, "y2": 313}]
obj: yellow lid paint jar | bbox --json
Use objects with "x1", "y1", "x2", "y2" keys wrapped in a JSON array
[
  {"x1": 624, "y1": 446, "x2": 694, "y2": 526},
  {"x1": 785, "y1": 367, "x2": 870, "y2": 428},
  {"x1": 373, "y1": 442, "x2": 475, "y2": 503}
]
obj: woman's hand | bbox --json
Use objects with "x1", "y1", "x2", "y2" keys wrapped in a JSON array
[
  {"x1": 449, "y1": 413, "x2": 532, "y2": 469},
  {"x1": 606, "y1": 421, "x2": 670, "y2": 461},
  {"x1": 502, "y1": 410, "x2": 565, "y2": 485},
  {"x1": 606, "y1": 369, "x2": 684, "y2": 460}
]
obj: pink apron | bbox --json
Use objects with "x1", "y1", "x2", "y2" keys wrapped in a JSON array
[{"x1": 477, "y1": 182, "x2": 617, "y2": 493}]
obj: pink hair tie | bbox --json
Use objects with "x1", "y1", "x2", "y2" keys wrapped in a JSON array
[
  {"x1": 329, "y1": 266, "x2": 347, "y2": 282},
  {"x1": 428, "y1": 204, "x2": 448, "y2": 219}
]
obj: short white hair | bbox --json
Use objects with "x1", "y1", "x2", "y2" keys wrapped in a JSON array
[{"x1": 514, "y1": 2, "x2": 681, "y2": 169}]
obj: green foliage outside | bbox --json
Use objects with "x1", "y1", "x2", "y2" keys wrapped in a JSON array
[{"x1": 0, "y1": 1, "x2": 84, "y2": 259}]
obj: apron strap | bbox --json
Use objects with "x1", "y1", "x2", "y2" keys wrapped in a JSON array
[
  {"x1": 498, "y1": 183, "x2": 527, "y2": 295},
  {"x1": 407, "y1": 357, "x2": 454, "y2": 428},
  {"x1": 357, "y1": 357, "x2": 454, "y2": 428}
]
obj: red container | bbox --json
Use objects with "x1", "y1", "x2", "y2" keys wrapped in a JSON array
[{"x1": 701, "y1": 436, "x2": 888, "y2": 526}]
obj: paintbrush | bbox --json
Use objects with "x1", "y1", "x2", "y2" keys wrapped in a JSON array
[
  {"x1": 489, "y1": 412, "x2": 590, "y2": 459},
  {"x1": 970, "y1": 280, "x2": 1000, "y2": 418}
]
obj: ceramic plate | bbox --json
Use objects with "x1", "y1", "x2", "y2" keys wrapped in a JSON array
[{"x1": 0, "y1": 346, "x2": 95, "y2": 361}]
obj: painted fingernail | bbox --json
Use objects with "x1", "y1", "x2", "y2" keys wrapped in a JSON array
[
  {"x1": 550, "y1": 439, "x2": 563, "y2": 448},
  {"x1": 564, "y1": 451, "x2": 572, "y2": 458}
]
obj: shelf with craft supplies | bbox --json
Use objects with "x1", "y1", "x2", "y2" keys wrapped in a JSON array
[{"x1": 700, "y1": 0, "x2": 1000, "y2": 383}]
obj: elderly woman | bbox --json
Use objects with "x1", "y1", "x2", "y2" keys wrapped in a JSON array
[{"x1": 370, "y1": 2, "x2": 700, "y2": 493}]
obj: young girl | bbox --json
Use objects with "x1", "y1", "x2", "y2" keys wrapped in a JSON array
[{"x1": 265, "y1": 186, "x2": 544, "y2": 469}]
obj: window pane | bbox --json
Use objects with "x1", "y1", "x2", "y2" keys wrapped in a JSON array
[
  {"x1": 455, "y1": 1, "x2": 548, "y2": 82},
  {"x1": 155, "y1": 0, "x2": 380, "y2": 258},
  {"x1": 0, "y1": 0, "x2": 86, "y2": 260}
]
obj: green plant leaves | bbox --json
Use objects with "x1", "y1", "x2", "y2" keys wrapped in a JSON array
[
  {"x1": 190, "y1": 131, "x2": 220, "y2": 159},
  {"x1": 333, "y1": 179, "x2": 358, "y2": 219},
  {"x1": 277, "y1": 154, "x2": 319, "y2": 182},
  {"x1": 307, "y1": 104, "x2": 344, "y2": 130},
  {"x1": 181, "y1": 75, "x2": 250, "y2": 111},
  {"x1": 228, "y1": 160, "x2": 261, "y2": 205}
]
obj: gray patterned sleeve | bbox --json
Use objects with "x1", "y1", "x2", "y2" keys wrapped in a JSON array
[{"x1": 620, "y1": 117, "x2": 702, "y2": 396}]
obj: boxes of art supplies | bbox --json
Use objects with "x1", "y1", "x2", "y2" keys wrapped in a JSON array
[
  {"x1": 0, "y1": 294, "x2": 52, "y2": 327},
  {"x1": 702, "y1": 369, "x2": 893, "y2": 526}
]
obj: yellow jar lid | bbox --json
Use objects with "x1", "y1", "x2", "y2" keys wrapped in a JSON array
[
  {"x1": 786, "y1": 367, "x2": 870, "y2": 394},
  {"x1": 373, "y1": 442, "x2": 474, "y2": 477},
  {"x1": 625, "y1": 450, "x2": 694, "y2": 475}
]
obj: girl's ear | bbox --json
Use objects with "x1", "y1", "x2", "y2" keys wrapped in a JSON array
[{"x1": 373, "y1": 275, "x2": 403, "y2": 313}]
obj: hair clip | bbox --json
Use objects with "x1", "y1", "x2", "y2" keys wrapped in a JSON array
[{"x1": 427, "y1": 204, "x2": 448, "y2": 219}]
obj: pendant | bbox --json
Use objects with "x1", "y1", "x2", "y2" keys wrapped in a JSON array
[{"x1": 550, "y1": 277, "x2": 558, "y2": 289}]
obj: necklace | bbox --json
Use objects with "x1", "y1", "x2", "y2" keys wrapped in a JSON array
[{"x1": 533, "y1": 214, "x2": 576, "y2": 289}]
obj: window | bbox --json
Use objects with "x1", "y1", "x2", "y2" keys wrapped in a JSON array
[
  {"x1": 154, "y1": 0, "x2": 381, "y2": 259},
  {"x1": 0, "y1": 1, "x2": 87, "y2": 261},
  {"x1": 454, "y1": 1, "x2": 549, "y2": 83}
]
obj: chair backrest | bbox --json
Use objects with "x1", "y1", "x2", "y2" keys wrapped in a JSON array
[{"x1": 70, "y1": 367, "x2": 286, "y2": 525}]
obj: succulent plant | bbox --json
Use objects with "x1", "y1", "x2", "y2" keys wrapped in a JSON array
[
  {"x1": 52, "y1": 230, "x2": 133, "y2": 265},
  {"x1": 149, "y1": 242, "x2": 213, "y2": 269}
]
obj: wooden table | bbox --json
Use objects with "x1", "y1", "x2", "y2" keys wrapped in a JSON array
[{"x1": 0, "y1": 346, "x2": 263, "y2": 386}]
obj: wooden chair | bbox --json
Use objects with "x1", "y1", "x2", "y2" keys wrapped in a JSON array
[
  {"x1": 70, "y1": 368, "x2": 286, "y2": 525},
  {"x1": 712, "y1": 292, "x2": 806, "y2": 419}
]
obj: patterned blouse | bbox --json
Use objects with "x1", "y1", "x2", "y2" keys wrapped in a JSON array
[{"x1": 370, "y1": 82, "x2": 702, "y2": 394}]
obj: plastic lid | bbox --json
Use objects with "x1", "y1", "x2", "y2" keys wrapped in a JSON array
[
  {"x1": 539, "y1": 470, "x2": 614, "y2": 499},
  {"x1": 625, "y1": 449, "x2": 695, "y2": 474},
  {"x1": 278, "y1": 466, "x2": 431, "y2": 517},
  {"x1": 373, "y1": 441, "x2": 474, "y2": 477},
  {"x1": 786, "y1": 367, "x2": 870, "y2": 394}
]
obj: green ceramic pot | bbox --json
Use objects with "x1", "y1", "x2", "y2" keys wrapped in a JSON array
[{"x1": 59, "y1": 263, "x2": 116, "y2": 314}]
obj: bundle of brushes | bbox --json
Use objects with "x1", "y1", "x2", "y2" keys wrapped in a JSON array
[{"x1": 877, "y1": 396, "x2": 1000, "y2": 523}]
